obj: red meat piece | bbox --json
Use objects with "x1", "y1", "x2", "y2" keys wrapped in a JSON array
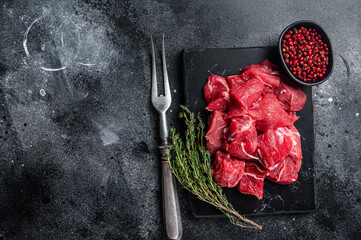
[
  {"x1": 279, "y1": 125, "x2": 303, "y2": 172},
  {"x1": 222, "y1": 116, "x2": 258, "y2": 160},
  {"x1": 203, "y1": 60, "x2": 305, "y2": 190},
  {"x1": 227, "y1": 78, "x2": 264, "y2": 118},
  {"x1": 238, "y1": 162, "x2": 267, "y2": 199},
  {"x1": 292, "y1": 157, "x2": 302, "y2": 173},
  {"x1": 204, "y1": 75, "x2": 230, "y2": 103},
  {"x1": 205, "y1": 111, "x2": 228, "y2": 154},
  {"x1": 242, "y1": 64, "x2": 278, "y2": 76},
  {"x1": 240, "y1": 64, "x2": 280, "y2": 88},
  {"x1": 258, "y1": 127, "x2": 294, "y2": 169},
  {"x1": 211, "y1": 151, "x2": 245, "y2": 188},
  {"x1": 262, "y1": 85, "x2": 275, "y2": 95},
  {"x1": 259, "y1": 59, "x2": 278, "y2": 71},
  {"x1": 274, "y1": 77, "x2": 307, "y2": 111},
  {"x1": 267, "y1": 156, "x2": 298, "y2": 184},
  {"x1": 206, "y1": 92, "x2": 230, "y2": 112},
  {"x1": 248, "y1": 94, "x2": 297, "y2": 132},
  {"x1": 226, "y1": 75, "x2": 246, "y2": 89},
  {"x1": 253, "y1": 73, "x2": 280, "y2": 88},
  {"x1": 288, "y1": 111, "x2": 300, "y2": 123},
  {"x1": 280, "y1": 126, "x2": 303, "y2": 160}
]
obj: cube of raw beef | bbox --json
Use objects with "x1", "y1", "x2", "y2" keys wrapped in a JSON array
[
  {"x1": 292, "y1": 158, "x2": 302, "y2": 173},
  {"x1": 206, "y1": 92, "x2": 230, "y2": 112},
  {"x1": 222, "y1": 116, "x2": 258, "y2": 160},
  {"x1": 274, "y1": 76, "x2": 307, "y2": 111},
  {"x1": 259, "y1": 59, "x2": 279, "y2": 71},
  {"x1": 288, "y1": 111, "x2": 301, "y2": 123},
  {"x1": 258, "y1": 127, "x2": 294, "y2": 169},
  {"x1": 241, "y1": 63, "x2": 278, "y2": 77},
  {"x1": 211, "y1": 151, "x2": 245, "y2": 188},
  {"x1": 248, "y1": 94, "x2": 297, "y2": 132},
  {"x1": 226, "y1": 75, "x2": 246, "y2": 89},
  {"x1": 227, "y1": 78, "x2": 264, "y2": 118},
  {"x1": 205, "y1": 111, "x2": 228, "y2": 154},
  {"x1": 267, "y1": 156, "x2": 298, "y2": 184},
  {"x1": 204, "y1": 75, "x2": 230, "y2": 103},
  {"x1": 240, "y1": 63, "x2": 280, "y2": 88},
  {"x1": 238, "y1": 162, "x2": 267, "y2": 199},
  {"x1": 262, "y1": 85, "x2": 275, "y2": 95},
  {"x1": 279, "y1": 125, "x2": 303, "y2": 172}
]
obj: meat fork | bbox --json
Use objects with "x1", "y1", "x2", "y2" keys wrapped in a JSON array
[{"x1": 151, "y1": 36, "x2": 182, "y2": 240}]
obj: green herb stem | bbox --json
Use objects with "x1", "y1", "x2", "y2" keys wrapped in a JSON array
[{"x1": 167, "y1": 105, "x2": 262, "y2": 230}]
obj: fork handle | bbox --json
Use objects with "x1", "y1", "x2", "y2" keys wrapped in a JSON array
[
  {"x1": 159, "y1": 111, "x2": 169, "y2": 140},
  {"x1": 160, "y1": 146, "x2": 183, "y2": 240}
]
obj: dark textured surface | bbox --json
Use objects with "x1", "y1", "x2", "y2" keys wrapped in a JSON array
[
  {"x1": 183, "y1": 47, "x2": 315, "y2": 216},
  {"x1": 0, "y1": 0, "x2": 360, "y2": 239}
]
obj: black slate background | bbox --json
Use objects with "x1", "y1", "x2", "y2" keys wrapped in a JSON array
[{"x1": 0, "y1": 0, "x2": 360, "y2": 239}]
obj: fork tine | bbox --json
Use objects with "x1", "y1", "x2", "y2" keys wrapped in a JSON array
[
  {"x1": 162, "y1": 35, "x2": 171, "y2": 99},
  {"x1": 151, "y1": 36, "x2": 158, "y2": 100}
]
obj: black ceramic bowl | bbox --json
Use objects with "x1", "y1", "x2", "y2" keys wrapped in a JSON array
[{"x1": 278, "y1": 20, "x2": 333, "y2": 86}]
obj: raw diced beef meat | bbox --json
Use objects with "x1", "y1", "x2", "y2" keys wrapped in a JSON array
[
  {"x1": 292, "y1": 157, "x2": 302, "y2": 173},
  {"x1": 258, "y1": 127, "x2": 294, "y2": 169},
  {"x1": 204, "y1": 75, "x2": 230, "y2": 103},
  {"x1": 242, "y1": 64, "x2": 278, "y2": 77},
  {"x1": 248, "y1": 94, "x2": 297, "y2": 132},
  {"x1": 205, "y1": 111, "x2": 228, "y2": 154},
  {"x1": 206, "y1": 92, "x2": 230, "y2": 112},
  {"x1": 226, "y1": 75, "x2": 246, "y2": 89},
  {"x1": 238, "y1": 162, "x2": 267, "y2": 199},
  {"x1": 280, "y1": 125, "x2": 302, "y2": 161},
  {"x1": 252, "y1": 72, "x2": 280, "y2": 88},
  {"x1": 283, "y1": 125, "x2": 303, "y2": 172},
  {"x1": 262, "y1": 85, "x2": 274, "y2": 95},
  {"x1": 204, "y1": 59, "x2": 305, "y2": 198},
  {"x1": 227, "y1": 78, "x2": 264, "y2": 118},
  {"x1": 240, "y1": 64, "x2": 280, "y2": 88},
  {"x1": 222, "y1": 116, "x2": 258, "y2": 160},
  {"x1": 267, "y1": 156, "x2": 298, "y2": 184},
  {"x1": 211, "y1": 151, "x2": 245, "y2": 188},
  {"x1": 288, "y1": 111, "x2": 300, "y2": 123},
  {"x1": 259, "y1": 59, "x2": 278, "y2": 71},
  {"x1": 274, "y1": 77, "x2": 307, "y2": 111}
]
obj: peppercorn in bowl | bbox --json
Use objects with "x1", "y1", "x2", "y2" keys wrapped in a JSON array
[{"x1": 278, "y1": 21, "x2": 333, "y2": 86}]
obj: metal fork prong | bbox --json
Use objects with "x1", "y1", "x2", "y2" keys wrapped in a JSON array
[
  {"x1": 151, "y1": 36, "x2": 158, "y2": 101},
  {"x1": 162, "y1": 35, "x2": 171, "y2": 100}
]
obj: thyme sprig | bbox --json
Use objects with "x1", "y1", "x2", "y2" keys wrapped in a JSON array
[{"x1": 168, "y1": 105, "x2": 262, "y2": 229}]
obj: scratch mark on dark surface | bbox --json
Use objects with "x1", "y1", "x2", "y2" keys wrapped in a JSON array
[
  {"x1": 23, "y1": 17, "x2": 43, "y2": 58},
  {"x1": 339, "y1": 53, "x2": 351, "y2": 78},
  {"x1": 41, "y1": 66, "x2": 67, "y2": 71}
]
